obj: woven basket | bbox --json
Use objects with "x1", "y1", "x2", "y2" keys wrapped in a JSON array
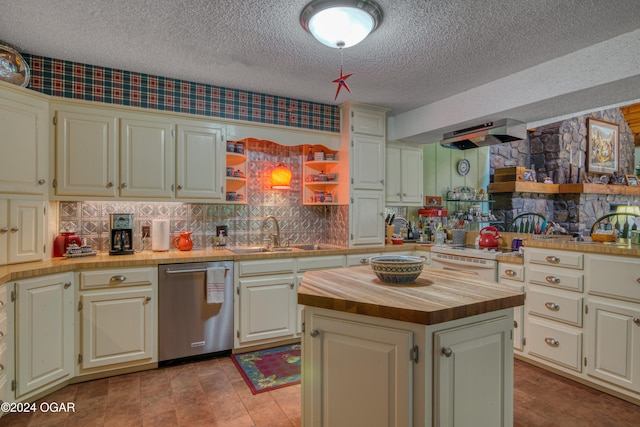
[{"x1": 590, "y1": 231, "x2": 617, "y2": 242}]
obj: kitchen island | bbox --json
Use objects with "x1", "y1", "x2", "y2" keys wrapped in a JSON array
[{"x1": 298, "y1": 266, "x2": 525, "y2": 427}]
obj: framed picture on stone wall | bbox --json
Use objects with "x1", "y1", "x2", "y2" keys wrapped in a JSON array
[{"x1": 587, "y1": 118, "x2": 619, "y2": 175}]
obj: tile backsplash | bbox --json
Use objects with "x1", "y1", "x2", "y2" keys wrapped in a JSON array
[{"x1": 58, "y1": 141, "x2": 348, "y2": 252}]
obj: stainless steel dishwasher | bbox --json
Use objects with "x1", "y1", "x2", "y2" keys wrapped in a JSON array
[{"x1": 158, "y1": 261, "x2": 234, "y2": 362}]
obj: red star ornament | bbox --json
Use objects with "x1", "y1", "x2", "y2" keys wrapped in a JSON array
[{"x1": 332, "y1": 67, "x2": 353, "y2": 100}]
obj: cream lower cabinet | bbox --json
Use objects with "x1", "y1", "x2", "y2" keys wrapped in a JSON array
[
  {"x1": 14, "y1": 273, "x2": 74, "y2": 399},
  {"x1": 235, "y1": 258, "x2": 297, "y2": 348},
  {"x1": 0, "y1": 198, "x2": 46, "y2": 266},
  {"x1": 498, "y1": 262, "x2": 525, "y2": 351},
  {"x1": 302, "y1": 307, "x2": 514, "y2": 427},
  {"x1": 77, "y1": 268, "x2": 156, "y2": 374},
  {"x1": 586, "y1": 254, "x2": 640, "y2": 393},
  {"x1": 0, "y1": 283, "x2": 13, "y2": 414}
]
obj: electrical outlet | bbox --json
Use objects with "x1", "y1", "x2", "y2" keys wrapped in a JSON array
[{"x1": 142, "y1": 225, "x2": 150, "y2": 238}]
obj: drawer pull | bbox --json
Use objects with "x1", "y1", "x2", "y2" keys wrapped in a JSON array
[
  {"x1": 545, "y1": 302, "x2": 560, "y2": 311},
  {"x1": 360, "y1": 258, "x2": 369, "y2": 264},
  {"x1": 546, "y1": 256, "x2": 560, "y2": 264},
  {"x1": 514, "y1": 320, "x2": 518, "y2": 329},
  {"x1": 442, "y1": 347, "x2": 453, "y2": 357},
  {"x1": 633, "y1": 318, "x2": 640, "y2": 326},
  {"x1": 110, "y1": 275, "x2": 126, "y2": 282},
  {"x1": 505, "y1": 269, "x2": 517, "y2": 277},
  {"x1": 0, "y1": 363, "x2": 3, "y2": 373},
  {"x1": 545, "y1": 276, "x2": 560, "y2": 284},
  {"x1": 144, "y1": 296, "x2": 151, "y2": 304},
  {"x1": 636, "y1": 278, "x2": 640, "y2": 284},
  {"x1": 545, "y1": 338, "x2": 560, "y2": 347},
  {"x1": 310, "y1": 329, "x2": 320, "y2": 338},
  {"x1": 290, "y1": 283, "x2": 294, "y2": 290},
  {"x1": 0, "y1": 331, "x2": 4, "y2": 338}
]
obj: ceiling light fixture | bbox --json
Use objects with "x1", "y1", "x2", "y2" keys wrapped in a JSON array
[{"x1": 300, "y1": 0, "x2": 383, "y2": 48}]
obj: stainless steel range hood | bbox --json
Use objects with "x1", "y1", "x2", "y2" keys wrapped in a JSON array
[{"x1": 440, "y1": 119, "x2": 526, "y2": 150}]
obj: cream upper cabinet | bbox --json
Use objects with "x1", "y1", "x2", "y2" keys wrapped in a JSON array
[
  {"x1": 53, "y1": 106, "x2": 118, "y2": 197},
  {"x1": 385, "y1": 142, "x2": 423, "y2": 205},
  {"x1": 0, "y1": 198, "x2": 45, "y2": 265},
  {"x1": 350, "y1": 190, "x2": 385, "y2": 246},
  {"x1": 15, "y1": 273, "x2": 74, "y2": 398},
  {"x1": 176, "y1": 123, "x2": 225, "y2": 200},
  {"x1": 0, "y1": 84, "x2": 49, "y2": 195},
  {"x1": 120, "y1": 115, "x2": 174, "y2": 198},
  {"x1": 351, "y1": 135, "x2": 385, "y2": 190}
]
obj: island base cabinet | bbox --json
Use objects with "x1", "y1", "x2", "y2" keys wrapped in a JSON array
[
  {"x1": 15, "y1": 273, "x2": 74, "y2": 398},
  {"x1": 303, "y1": 311, "x2": 413, "y2": 427},
  {"x1": 434, "y1": 315, "x2": 514, "y2": 427},
  {"x1": 79, "y1": 288, "x2": 155, "y2": 371},
  {"x1": 302, "y1": 307, "x2": 515, "y2": 427},
  {"x1": 586, "y1": 299, "x2": 640, "y2": 392}
]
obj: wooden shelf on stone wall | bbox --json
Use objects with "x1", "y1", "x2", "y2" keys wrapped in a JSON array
[{"x1": 489, "y1": 181, "x2": 640, "y2": 196}]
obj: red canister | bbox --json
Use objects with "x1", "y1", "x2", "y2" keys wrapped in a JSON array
[{"x1": 53, "y1": 231, "x2": 82, "y2": 257}]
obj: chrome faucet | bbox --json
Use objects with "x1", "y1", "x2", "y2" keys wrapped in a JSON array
[{"x1": 262, "y1": 215, "x2": 281, "y2": 248}]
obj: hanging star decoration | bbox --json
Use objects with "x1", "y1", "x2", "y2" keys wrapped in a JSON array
[{"x1": 333, "y1": 66, "x2": 353, "y2": 100}]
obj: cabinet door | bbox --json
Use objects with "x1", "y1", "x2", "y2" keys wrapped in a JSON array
[
  {"x1": 176, "y1": 123, "x2": 224, "y2": 199},
  {"x1": 7, "y1": 199, "x2": 45, "y2": 265},
  {"x1": 237, "y1": 275, "x2": 296, "y2": 344},
  {"x1": 434, "y1": 315, "x2": 513, "y2": 427},
  {"x1": 80, "y1": 288, "x2": 155, "y2": 369},
  {"x1": 0, "y1": 90, "x2": 48, "y2": 195},
  {"x1": 587, "y1": 300, "x2": 640, "y2": 392},
  {"x1": 384, "y1": 145, "x2": 402, "y2": 203},
  {"x1": 120, "y1": 117, "x2": 174, "y2": 198},
  {"x1": 0, "y1": 200, "x2": 7, "y2": 265},
  {"x1": 303, "y1": 311, "x2": 412, "y2": 427},
  {"x1": 351, "y1": 135, "x2": 384, "y2": 190},
  {"x1": 54, "y1": 109, "x2": 118, "y2": 197},
  {"x1": 351, "y1": 108, "x2": 385, "y2": 137},
  {"x1": 350, "y1": 190, "x2": 384, "y2": 246},
  {"x1": 400, "y1": 147, "x2": 423, "y2": 204},
  {"x1": 15, "y1": 273, "x2": 74, "y2": 397}
]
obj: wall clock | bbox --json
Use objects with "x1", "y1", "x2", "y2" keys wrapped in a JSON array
[{"x1": 457, "y1": 159, "x2": 470, "y2": 176}]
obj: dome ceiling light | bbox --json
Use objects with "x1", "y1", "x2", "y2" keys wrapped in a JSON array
[{"x1": 300, "y1": 0, "x2": 383, "y2": 49}]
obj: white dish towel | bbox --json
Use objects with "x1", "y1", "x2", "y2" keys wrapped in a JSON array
[{"x1": 206, "y1": 267, "x2": 226, "y2": 304}]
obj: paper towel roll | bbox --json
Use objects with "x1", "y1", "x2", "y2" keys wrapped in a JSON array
[{"x1": 152, "y1": 219, "x2": 170, "y2": 251}]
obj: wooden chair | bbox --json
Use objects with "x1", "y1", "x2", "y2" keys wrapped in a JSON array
[
  {"x1": 589, "y1": 212, "x2": 640, "y2": 238},
  {"x1": 507, "y1": 212, "x2": 546, "y2": 234}
]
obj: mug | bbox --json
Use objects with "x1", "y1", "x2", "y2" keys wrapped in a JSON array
[
  {"x1": 227, "y1": 141, "x2": 235, "y2": 152},
  {"x1": 511, "y1": 238, "x2": 523, "y2": 252},
  {"x1": 226, "y1": 167, "x2": 233, "y2": 177}
]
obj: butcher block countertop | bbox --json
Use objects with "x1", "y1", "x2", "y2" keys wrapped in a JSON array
[{"x1": 298, "y1": 266, "x2": 525, "y2": 325}]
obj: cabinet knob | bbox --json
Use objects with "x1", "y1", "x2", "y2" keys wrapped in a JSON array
[
  {"x1": 636, "y1": 278, "x2": 640, "y2": 284},
  {"x1": 442, "y1": 347, "x2": 453, "y2": 357},
  {"x1": 360, "y1": 258, "x2": 369, "y2": 264},
  {"x1": 64, "y1": 282, "x2": 71, "y2": 289},
  {"x1": 310, "y1": 329, "x2": 320, "y2": 338},
  {"x1": 110, "y1": 275, "x2": 126, "y2": 282},
  {"x1": 177, "y1": 184, "x2": 183, "y2": 190},
  {"x1": 289, "y1": 283, "x2": 294, "y2": 290},
  {"x1": 545, "y1": 338, "x2": 560, "y2": 347},
  {"x1": 0, "y1": 330, "x2": 4, "y2": 338},
  {"x1": 396, "y1": 192, "x2": 401, "y2": 196},
  {"x1": 402, "y1": 193, "x2": 407, "y2": 196},
  {"x1": 545, "y1": 302, "x2": 560, "y2": 311},
  {"x1": 121, "y1": 182, "x2": 127, "y2": 188},
  {"x1": 10, "y1": 226, "x2": 19, "y2": 232},
  {"x1": 0, "y1": 363, "x2": 3, "y2": 373},
  {"x1": 545, "y1": 276, "x2": 560, "y2": 284},
  {"x1": 545, "y1": 256, "x2": 560, "y2": 264},
  {"x1": 144, "y1": 296, "x2": 151, "y2": 304},
  {"x1": 633, "y1": 318, "x2": 640, "y2": 326},
  {"x1": 38, "y1": 179, "x2": 46, "y2": 185},
  {"x1": 107, "y1": 182, "x2": 114, "y2": 188},
  {"x1": 514, "y1": 320, "x2": 518, "y2": 329},
  {"x1": 0, "y1": 227, "x2": 8, "y2": 232}
]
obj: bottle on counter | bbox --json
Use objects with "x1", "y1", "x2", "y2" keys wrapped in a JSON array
[
  {"x1": 407, "y1": 222, "x2": 413, "y2": 240},
  {"x1": 435, "y1": 224, "x2": 445, "y2": 245}
]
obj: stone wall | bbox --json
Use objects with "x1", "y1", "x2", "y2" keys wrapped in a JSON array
[{"x1": 490, "y1": 107, "x2": 638, "y2": 234}]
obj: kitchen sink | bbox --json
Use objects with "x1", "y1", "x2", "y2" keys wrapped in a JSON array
[
  {"x1": 228, "y1": 246, "x2": 294, "y2": 254},
  {"x1": 290, "y1": 244, "x2": 335, "y2": 251}
]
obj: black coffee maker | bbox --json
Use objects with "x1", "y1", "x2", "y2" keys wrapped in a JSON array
[{"x1": 109, "y1": 213, "x2": 134, "y2": 255}]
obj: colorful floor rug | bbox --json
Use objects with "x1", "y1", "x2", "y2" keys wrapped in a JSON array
[{"x1": 231, "y1": 344, "x2": 301, "y2": 394}]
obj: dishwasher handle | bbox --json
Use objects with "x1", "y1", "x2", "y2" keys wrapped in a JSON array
[{"x1": 164, "y1": 267, "x2": 229, "y2": 277}]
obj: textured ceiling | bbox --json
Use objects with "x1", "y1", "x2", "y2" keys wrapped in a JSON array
[{"x1": 2, "y1": 0, "x2": 640, "y2": 141}]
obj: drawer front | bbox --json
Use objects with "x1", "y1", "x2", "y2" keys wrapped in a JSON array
[
  {"x1": 80, "y1": 267, "x2": 154, "y2": 290},
  {"x1": 346, "y1": 253, "x2": 380, "y2": 267},
  {"x1": 499, "y1": 263, "x2": 524, "y2": 282},
  {"x1": 0, "y1": 342, "x2": 6, "y2": 377},
  {"x1": 588, "y1": 255, "x2": 640, "y2": 303},
  {"x1": 297, "y1": 256, "x2": 344, "y2": 272},
  {"x1": 528, "y1": 249, "x2": 583, "y2": 270},
  {"x1": 527, "y1": 288, "x2": 583, "y2": 326},
  {"x1": 526, "y1": 317, "x2": 582, "y2": 372},
  {"x1": 238, "y1": 258, "x2": 295, "y2": 276},
  {"x1": 528, "y1": 264, "x2": 583, "y2": 292}
]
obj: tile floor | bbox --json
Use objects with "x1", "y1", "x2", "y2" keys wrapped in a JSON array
[{"x1": 2, "y1": 358, "x2": 640, "y2": 427}]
